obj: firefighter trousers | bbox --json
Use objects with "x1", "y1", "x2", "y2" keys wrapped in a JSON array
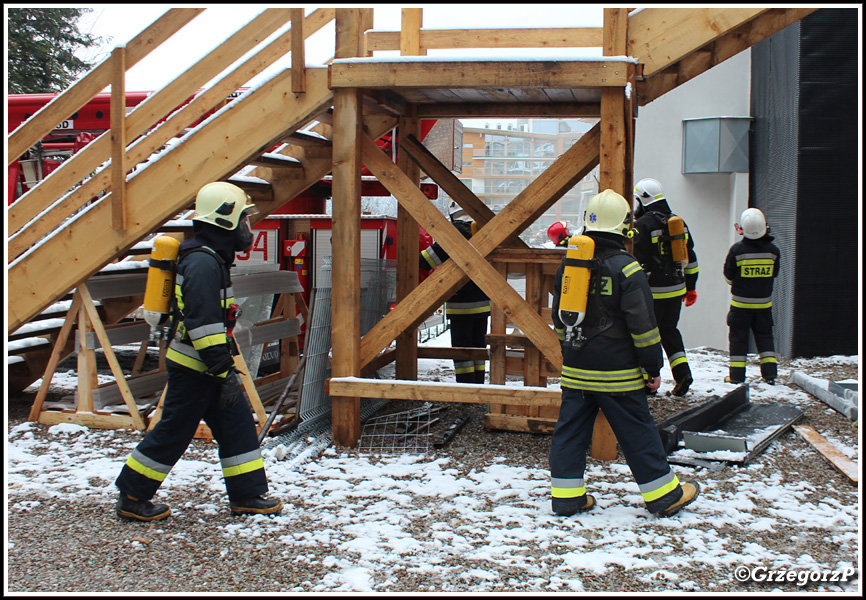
[
  {"x1": 448, "y1": 312, "x2": 489, "y2": 384},
  {"x1": 115, "y1": 362, "x2": 269, "y2": 502},
  {"x1": 727, "y1": 306, "x2": 777, "y2": 382},
  {"x1": 549, "y1": 387, "x2": 680, "y2": 508},
  {"x1": 653, "y1": 298, "x2": 691, "y2": 383}
]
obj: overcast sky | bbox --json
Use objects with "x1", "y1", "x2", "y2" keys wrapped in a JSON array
[{"x1": 69, "y1": 5, "x2": 604, "y2": 90}]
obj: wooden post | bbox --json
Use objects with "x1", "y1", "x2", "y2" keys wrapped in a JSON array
[
  {"x1": 396, "y1": 109, "x2": 421, "y2": 381},
  {"x1": 331, "y1": 7, "x2": 363, "y2": 447},
  {"x1": 110, "y1": 46, "x2": 127, "y2": 230},
  {"x1": 291, "y1": 8, "x2": 306, "y2": 94},
  {"x1": 395, "y1": 8, "x2": 424, "y2": 382},
  {"x1": 400, "y1": 8, "x2": 424, "y2": 56},
  {"x1": 591, "y1": 7, "x2": 631, "y2": 461}
]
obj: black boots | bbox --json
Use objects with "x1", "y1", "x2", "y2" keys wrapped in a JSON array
[
  {"x1": 229, "y1": 495, "x2": 283, "y2": 516},
  {"x1": 552, "y1": 495, "x2": 596, "y2": 516},
  {"x1": 671, "y1": 375, "x2": 693, "y2": 397},
  {"x1": 116, "y1": 493, "x2": 171, "y2": 522}
]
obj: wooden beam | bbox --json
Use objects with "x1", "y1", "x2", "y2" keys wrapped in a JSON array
[
  {"x1": 291, "y1": 8, "x2": 306, "y2": 93},
  {"x1": 400, "y1": 134, "x2": 513, "y2": 241},
  {"x1": 396, "y1": 110, "x2": 421, "y2": 381},
  {"x1": 327, "y1": 377, "x2": 561, "y2": 407},
  {"x1": 629, "y1": 7, "x2": 769, "y2": 77},
  {"x1": 361, "y1": 132, "x2": 562, "y2": 368},
  {"x1": 7, "y1": 8, "x2": 206, "y2": 165},
  {"x1": 400, "y1": 8, "x2": 424, "y2": 56},
  {"x1": 330, "y1": 7, "x2": 363, "y2": 447},
  {"x1": 366, "y1": 27, "x2": 604, "y2": 52},
  {"x1": 416, "y1": 102, "x2": 601, "y2": 118},
  {"x1": 794, "y1": 425, "x2": 858, "y2": 484},
  {"x1": 330, "y1": 60, "x2": 631, "y2": 89},
  {"x1": 636, "y1": 8, "x2": 818, "y2": 106},
  {"x1": 359, "y1": 123, "x2": 601, "y2": 369},
  {"x1": 599, "y1": 8, "x2": 629, "y2": 194},
  {"x1": 110, "y1": 47, "x2": 127, "y2": 231}
]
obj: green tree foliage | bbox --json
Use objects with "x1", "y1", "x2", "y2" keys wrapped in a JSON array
[{"x1": 7, "y1": 8, "x2": 109, "y2": 93}]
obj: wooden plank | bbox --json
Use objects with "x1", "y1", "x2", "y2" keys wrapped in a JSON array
[
  {"x1": 291, "y1": 8, "x2": 306, "y2": 93},
  {"x1": 366, "y1": 27, "x2": 604, "y2": 52},
  {"x1": 793, "y1": 425, "x2": 858, "y2": 483},
  {"x1": 29, "y1": 295, "x2": 82, "y2": 421},
  {"x1": 37, "y1": 411, "x2": 140, "y2": 430},
  {"x1": 592, "y1": 410, "x2": 618, "y2": 461},
  {"x1": 110, "y1": 47, "x2": 127, "y2": 231},
  {"x1": 417, "y1": 347, "x2": 489, "y2": 361},
  {"x1": 328, "y1": 377, "x2": 561, "y2": 407},
  {"x1": 400, "y1": 8, "x2": 424, "y2": 56},
  {"x1": 416, "y1": 102, "x2": 601, "y2": 118},
  {"x1": 396, "y1": 111, "x2": 420, "y2": 381},
  {"x1": 484, "y1": 412, "x2": 558, "y2": 435},
  {"x1": 359, "y1": 123, "x2": 601, "y2": 369},
  {"x1": 629, "y1": 7, "x2": 769, "y2": 77},
  {"x1": 329, "y1": 60, "x2": 631, "y2": 89},
  {"x1": 7, "y1": 8, "x2": 205, "y2": 165},
  {"x1": 361, "y1": 132, "x2": 562, "y2": 367}
]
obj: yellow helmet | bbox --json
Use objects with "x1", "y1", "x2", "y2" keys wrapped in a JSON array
[
  {"x1": 192, "y1": 182, "x2": 257, "y2": 230},
  {"x1": 584, "y1": 189, "x2": 632, "y2": 237}
]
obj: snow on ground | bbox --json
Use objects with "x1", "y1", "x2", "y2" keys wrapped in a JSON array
[{"x1": 5, "y1": 330, "x2": 861, "y2": 593}]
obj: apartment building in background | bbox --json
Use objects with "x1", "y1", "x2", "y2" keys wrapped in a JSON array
[{"x1": 459, "y1": 118, "x2": 600, "y2": 244}]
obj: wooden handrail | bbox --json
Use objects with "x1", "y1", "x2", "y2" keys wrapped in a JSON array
[
  {"x1": 367, "y1": 27, "x2": 604, "y2": 53},
  {"x1": 7, "y1": 8, "x2": 205, "y2": 166},
  {"x1": 8, "y1": 8, "x2": 295, "y2": 240},
  {"x1": 8, "y1": 9, "x2": 335, "y2": 263}
]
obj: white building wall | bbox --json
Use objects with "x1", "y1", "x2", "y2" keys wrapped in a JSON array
[{"x1": 633, "y1": 49, "x2": 752, "y2": 353}]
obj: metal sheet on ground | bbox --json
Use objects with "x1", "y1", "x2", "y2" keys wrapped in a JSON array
[{"x1": 682, "y1": 402, "x2": 805, "y2": 464}]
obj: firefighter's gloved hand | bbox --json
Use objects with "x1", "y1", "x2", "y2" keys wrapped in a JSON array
[
  {"x1": 218, "y1": 368, "x2": 243, "y2": 408},
  {"x1": 683, "y1": 290, "x2": 698, "y2": 307},
  {"x1": 646, "y1": 376, "x2": 661, "y2": 393}
]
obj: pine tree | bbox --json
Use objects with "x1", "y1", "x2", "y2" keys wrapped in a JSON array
[{"x1": 7, "y1": 8, "x2": 108, "y2": 94}]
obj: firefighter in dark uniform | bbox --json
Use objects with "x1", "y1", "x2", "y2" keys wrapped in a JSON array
[
  {"x1": 549, "y1": 189, "x2": 699, "y2": 518},
  {"x1": 724, "y1": 208, "x2": 781, "y2": 384},
  {"x1": 632, "y1": 178, "x2": 699, "y2": 396},
  {"x1": 114, "y1": 182, "x2": 282, "y2": 521},
  {"x1": 419, "y1": 204, "x2": 490, "y2": 383}
]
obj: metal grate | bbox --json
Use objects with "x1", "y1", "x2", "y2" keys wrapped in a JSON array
[
  {"x1": 298, "y1": 257, "x2": 396, "y2": 423},
  {"x1": 357, "y1": 403, "x2": 444, "y2": 455}
]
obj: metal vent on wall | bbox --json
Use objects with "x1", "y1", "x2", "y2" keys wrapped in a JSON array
[{"x1": 682, "y1": 117, "x2": 751, "y2": 174}]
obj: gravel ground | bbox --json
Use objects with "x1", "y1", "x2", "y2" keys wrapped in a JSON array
[{"x1": 5, "y1": 348, "x2": 861, "y2": 593}]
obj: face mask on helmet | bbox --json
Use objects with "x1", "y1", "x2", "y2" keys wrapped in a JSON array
[{"x1": 233, "y1": 214, "x2": 254, "y2": 252}]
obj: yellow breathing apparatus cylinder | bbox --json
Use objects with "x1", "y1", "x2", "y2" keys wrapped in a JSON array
[
  {"x1": 667, "y1": 215, "x2": 688, "y2": 266},
  {"x1": 143, "y1": 236, "x2": 181, "y2": 334},
  {"x1": 558, "y1": 234, "x2": 595, "y2": 328}
]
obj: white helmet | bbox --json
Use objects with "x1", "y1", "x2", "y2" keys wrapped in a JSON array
[
  {"x1": 739, "y1": 208, "x2": 768, "y2": 240},
  {"x1": 448, "y1": 200, "x2": 469, "y2": 222},
  {"x1": 193, "y1": 182, "x2": 257, "y2": 230},
  {"x1": 584, "y1": 189, "x2": 632, "y2": 237},
  {"x1": 634, "y1": 178, "x2": 665, "y2": 206}
]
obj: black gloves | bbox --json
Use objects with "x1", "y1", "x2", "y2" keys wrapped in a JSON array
[{"x1": 219, "y1": 367, "x2": 244, "y2": 408}]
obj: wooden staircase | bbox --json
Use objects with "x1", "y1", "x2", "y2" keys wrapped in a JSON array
[{"x1": 8, "y1": 8, "x2": 818, "y2": 407}]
